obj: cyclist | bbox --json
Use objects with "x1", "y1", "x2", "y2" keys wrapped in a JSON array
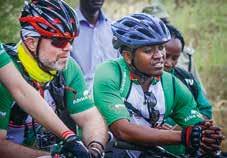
[
  {"x1": 164, "y1": 24, "x2": 212, "y2": 121},
  {"x1": 0, "y1": 43, "x2": 80, "y2": 157},
  {"x1": 93, "y1": 13, "x2": 224, "y2": 158},
  {"x1": 0, "y1": 0, "x2": 107, "y2": 158}
]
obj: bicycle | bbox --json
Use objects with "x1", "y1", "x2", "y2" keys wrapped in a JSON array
[{"x1": 112, "y1": 140, "x2": 226, "y2": 158}]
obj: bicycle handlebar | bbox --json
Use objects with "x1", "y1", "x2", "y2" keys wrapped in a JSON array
[{"x1": 113, "y1": 140, "x2": 182, "y2": 158}]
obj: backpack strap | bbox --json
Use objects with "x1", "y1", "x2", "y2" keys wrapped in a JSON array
[
  {"x1": 46, "y1": 72, "x2": 77, "y2": 132},
  {"x1": 174, "y1": 67, "x2": 198, "y2": 99}
]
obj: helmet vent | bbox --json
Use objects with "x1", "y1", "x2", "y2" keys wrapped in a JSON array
[
  {"x1": 116, "y1": 30, "x2": 126, "y2": 36},
  {"x1": 123, "y1": 21, "x2": 135, "y2": 28},
  {"x1": 130, "y1": 34, "x2": 144, "y2": 40},
  {"x1": 138, "y1": 28, "x2": 154, "y2": 38},
  {"x1": 159, "y1": 22, "x2": 166, "y2": 34}
]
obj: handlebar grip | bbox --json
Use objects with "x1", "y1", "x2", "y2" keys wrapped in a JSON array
[{"x1": 113, "y1": 141, "x2": 146, "y2": 151}]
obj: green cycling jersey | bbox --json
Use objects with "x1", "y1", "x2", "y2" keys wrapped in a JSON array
[
  {"x1": 93, "y1": 58, "x2": 204, "y2": 156},
  {"x1": 94, "y1": 58, "x2": 203, "y2": 127}
]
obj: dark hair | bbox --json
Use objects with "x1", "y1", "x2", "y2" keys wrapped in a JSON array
[{"x1": 163, "y1": 22, "x2": 185, "y2": 51}]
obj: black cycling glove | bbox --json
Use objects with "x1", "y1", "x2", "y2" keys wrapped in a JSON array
[
  {"x1": 182, "y1": 125, "x2": 202, "y2": 152},
  {"x1": 61, "y1": 135, "x2": 90, "y2": 158}
]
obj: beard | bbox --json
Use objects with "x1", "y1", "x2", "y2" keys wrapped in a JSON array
[{"x1": 39, "y1": 56, "x2": 68, "y2": 71}]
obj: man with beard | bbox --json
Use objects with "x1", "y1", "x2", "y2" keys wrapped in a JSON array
[
  {"x1": 93, "y1": 13, "x2": 224, "y2": 158},
  {"x1": 0, "y1": 42, "x2": 84, "y2": 158},
  {"x1": 71, "y1": 0, "x2": 118, "y2": 92},
  {"x1": 0, "y1": 0, "x2": 107, "y2": 158}
]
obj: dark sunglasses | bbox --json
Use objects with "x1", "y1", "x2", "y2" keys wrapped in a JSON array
[
  {"x1": 144, "y1": 91, "x2": 160, "y2": 127},
  {"x1": 50, "y1": 37, "x2": 73, "y2": 48}
]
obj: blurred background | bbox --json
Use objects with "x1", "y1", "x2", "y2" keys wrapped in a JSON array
[{"x1": 0, "y1": 0, "x2": 226, "y2": 150}]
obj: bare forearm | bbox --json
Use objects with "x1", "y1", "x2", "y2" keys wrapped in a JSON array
[
  {"x1": 1, "y1": 64, "x2": 69, "y2": 138},
  {"x1": 82, "y1": 113, "x2": 108, "y2": 146},
  {"x1": 0, "y1": 139, "x2": 50, "y2": 158},
  {"x1": 72, "y1": 107, "x2": 108, "y2": 146},
  {"x1": 111, "y1": 120, "x2": 182, "y2": 146},
  {"x1": 13, "y1": 84, "x2": 69, "y2": 138}
]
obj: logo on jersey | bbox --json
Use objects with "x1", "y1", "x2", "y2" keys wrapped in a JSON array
[
  {"x1": 0, "y1": 111, "x2": 6, "y2": 118},
  {"x1": 73, "y1": 90, "x2": 91, "y2": 104},
  {"x1": 112, "y1": 104, "x2": 125, "y2": 111},
  {"x1": 184, "y1": 110, "x2": 203, "y2": 122},
  {"x1": 185, "y1": 79, "x2": 194, "y2": 86}
]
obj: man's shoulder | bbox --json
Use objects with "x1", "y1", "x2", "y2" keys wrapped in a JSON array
[{"x1": 62, "y1": 57, "x2": 84, "y2": 83}]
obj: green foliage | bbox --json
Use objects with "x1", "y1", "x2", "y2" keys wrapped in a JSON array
[
  {"x1": 161, "y1": 0, "x2": 227, "y2": 102},
  {"x1": 0, "y1": 0, "x2": 226, "y2": 102},
  {"x1": 0, "y1": 0, "x2": 78, "y2": 42}
]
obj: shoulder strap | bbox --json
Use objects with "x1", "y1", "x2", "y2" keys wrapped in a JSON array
[
  {"x1": 174, "y1": 67, "x2": 198, "y2": 98},
  {"x1": 124, "y1": 100, "x2": 150, "y2": 123},
  {"x1": 47, "y1": 72, "x2": 77, "y2": 132}
]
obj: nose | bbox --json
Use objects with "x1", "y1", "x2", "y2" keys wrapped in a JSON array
[
  {"x1": 164, "y1": 58, "x2": 172, "y2": 67},
  {"x1": 62, "y1": 42, "x2": 72, "y2": 52},
  {"x1": 164, "y1": 59, "x2": 171, "y2": 67},
  {"x1": 153, "y1": 49, "x2": 164, "y2": 59}
]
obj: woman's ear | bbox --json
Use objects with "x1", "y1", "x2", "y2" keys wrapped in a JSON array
[
  {"x1": 122, "y1": 50, "x2": 133, "y2": 65},
  {"x1": 23, "y1": 37, "x2": 38, "y2": 53}
]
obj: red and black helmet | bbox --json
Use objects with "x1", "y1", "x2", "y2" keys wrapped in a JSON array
[{"x1": 19, "y1": 0, "x2": 79, "y2": 39}]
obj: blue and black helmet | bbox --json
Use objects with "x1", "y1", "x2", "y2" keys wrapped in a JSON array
[{"x1": 112, "y1": 13, "x2": 171, "y2": 51}]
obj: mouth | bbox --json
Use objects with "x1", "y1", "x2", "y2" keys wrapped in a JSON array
[
  {"x1": 153, "y1": 62, "x2": 164, "y2": 69},
  {"x1": 164, "y1": 66, "x2": 172, "y2": 71}
]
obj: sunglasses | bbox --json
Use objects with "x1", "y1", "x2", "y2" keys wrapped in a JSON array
[
  {"x1": 144, "y1": 91, "x2": 160, "y2": 127},
  {"x1": 50, "y1": 37, "x2": 73, "y2": 48}
]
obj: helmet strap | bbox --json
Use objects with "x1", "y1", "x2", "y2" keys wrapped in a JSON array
[{"x1": 128, "y1": 49, "x2": 153, "y2": 84}]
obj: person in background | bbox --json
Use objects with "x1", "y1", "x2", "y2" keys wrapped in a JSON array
[
  {"x1": 161, "y1": 23, "x2": 213, "y2": 155},
  {"x1": 142, "y1": 0, "x2": 206, "y2": 93},
  {"x1": 164, "y1": 24, "x2": 212, "y2": 121},
  {"x1": 71, "y1": 0, "x2": 119, "y2": 92}
]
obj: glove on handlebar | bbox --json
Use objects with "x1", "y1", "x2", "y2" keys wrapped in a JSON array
[
  {"x1": 182, "y1": 125, "x2": 202, "y2": 151},
  {"x1": 61, "y1": 135, "x2": 90, "y2": 158}
]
